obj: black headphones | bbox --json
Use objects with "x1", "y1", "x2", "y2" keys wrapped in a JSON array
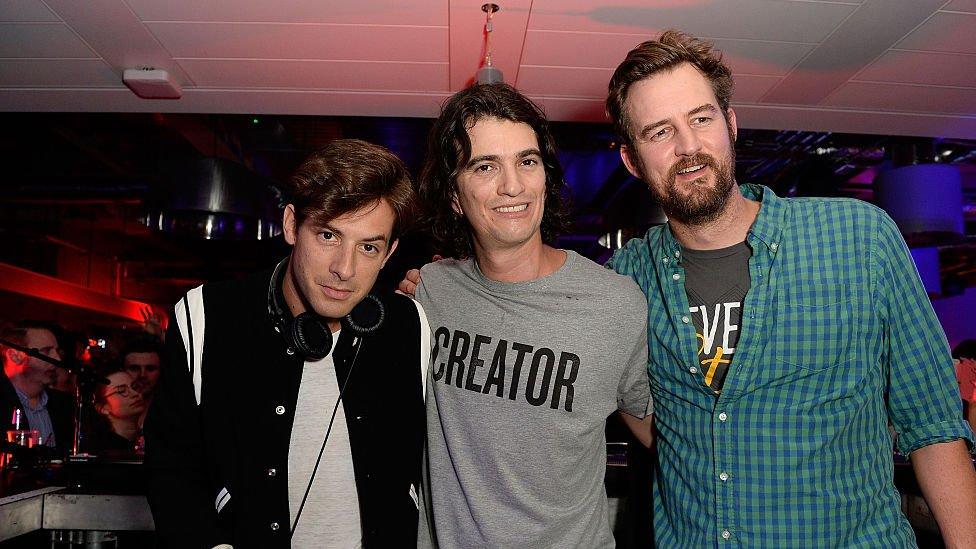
[{"x1": 267, "y1": 257, "x2": 385, "y2": 360}]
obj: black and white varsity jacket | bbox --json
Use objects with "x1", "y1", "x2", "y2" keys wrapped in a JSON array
[{"x1": 144, "y1": 268, "x2": 429, "y2": 549}]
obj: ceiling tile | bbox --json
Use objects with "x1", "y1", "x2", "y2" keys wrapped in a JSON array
[
  {"x1": 732, "y1": 103, "x2": 976, "y2": 139},
  {"x1": 518, "y1": 65, "x2": 779, "y2": 104},
  {"x1": 731, "y1": 75, "x2": 782, "y2": 102},
  {"x1": 855, "y1": 50, "x2": 976, "y2": 88},
  {"x1": 0, "y1": 23, "x2": 95, "y2": 57},
  {"x1": 517, "y1": 66, "x2": 612, "y2": 98},
  {"x1": 0, "y1": 59, "x2": 120, "y2": 86},
  {"x1": 761, "y1": 0, "x2": 944, "y2": 105},
  {"x1": 527, "y1": 0, "x2": 857, "y2": 43},
  {"x1": 529, "y1": 96, "x2": 607, "y2": 123},
  {"x1": 43, "y1": 0, "x2": 191, "y2": 86},
  {"x1": 0, "y1": 0, "x2": 59, "y2": 22},
  {"x1": 148, "y1": 23, "x2": 447, "y2": 62},
  {"x1": 177, "y1": 59, "x2": 448, "y2": 91},
  {"x1": 823, "y1": 81, "x2": 976, "y2": 115},
  {"x1": 521, "y1": 30, "x2": 812, "y2": 76},
  {"x1": 126, "y1": 0, "x2": 448, "y2": 26},
  {"x1": 944, "y1": 0, "x2": 976, "y2": 13},
  {"x1": 895, "y1": 12, "x2": 976, "y2": 54},
  {"x1": 0, "y1": 88, "x2": 452, "y2": 118}
]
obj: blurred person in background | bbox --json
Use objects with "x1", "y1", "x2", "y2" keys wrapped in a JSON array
[
  {"x1": 0, "y1": 320, "x2": 74, "y2": 455},
  {"x1": 954, "y1": 340, "x2": 976, "y2": 433},
  {"x1": 121, "y1": 333, "x2": 162, "y2": 402},
  {"x1": 88, "y1": 366, "x2": 146, "y2": 458}
]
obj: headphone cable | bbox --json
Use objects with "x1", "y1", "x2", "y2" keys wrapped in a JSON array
[{"x1": 290, "y1": 336, "x2": 364, "y2": 537}]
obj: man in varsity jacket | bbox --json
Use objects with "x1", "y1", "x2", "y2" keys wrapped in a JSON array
[{"x1": 145, "y1": 139, "x2": 430, "y2": 549}]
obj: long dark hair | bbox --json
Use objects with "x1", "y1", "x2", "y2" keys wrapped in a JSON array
[{"x1": 419, "y1": 84, "x2": 572, "y2": 258}]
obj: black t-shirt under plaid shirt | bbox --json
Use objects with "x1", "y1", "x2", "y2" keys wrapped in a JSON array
[{"x1": 681, "y1": 242, "x2": 751, "y2": 393}]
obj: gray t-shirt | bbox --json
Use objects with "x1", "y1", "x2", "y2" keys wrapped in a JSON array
[
  {"x1": 416, "y1": 250, "x2": 650, "y2": 549},
  {"x1": 681, "y1": 242, "x2": 751, "y2": 392}
]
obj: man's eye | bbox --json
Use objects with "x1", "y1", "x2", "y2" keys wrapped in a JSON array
[
  {"x1": 319, "y1": 231, "x2": 336, "y2": 240},
  {"x1": 652, "y1": 127, "x2": 671, "y2": 141},
  {"x1": 474, "y1": 164, "x2": 494, "y2": 173},
  {"x1": 363, "y1": 244, "x2": 377, "y2": 253},
  {"x1": 521, "y1": 158, "x2": 540, "y2": 167},
  {"x1": 692, "y1": 116, "x2": 712, "y2": 125}
]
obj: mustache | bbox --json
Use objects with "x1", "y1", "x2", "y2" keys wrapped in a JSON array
[{"x1": 667, "y1": 153, "x2": 719, "y2": 181}]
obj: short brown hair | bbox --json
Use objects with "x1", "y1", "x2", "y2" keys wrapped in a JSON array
[
  {"x1": 607, "y1": 30, "x2": 734, "y2": 145},
  {"x1": 420, "y1": 83, "x2": 572, "y2": 258},
  {"x1": 0, "y1": 320, "x2": 57, "y2": 367},
  {"x1": 286, "y1": 139, "x2": 415, "y2": 242}
]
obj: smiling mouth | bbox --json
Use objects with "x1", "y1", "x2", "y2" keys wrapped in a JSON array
[
  {"x1": 677, "y1": 164, "x2": 706, "y2": 175},
  {"x1": 495, "y1": 204, "x2": 528, "y2": 213}
]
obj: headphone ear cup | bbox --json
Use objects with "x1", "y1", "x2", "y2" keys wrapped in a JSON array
[
  {"x1": 291, "y1": 312, "x2": 333, "y2": 360},
  {"x1": 343, "y1": 294, "x2": 385, "y2": 335}
]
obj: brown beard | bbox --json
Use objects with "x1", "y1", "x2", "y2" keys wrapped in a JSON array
[{"x1": 638, "y1": 146, "x2": 737, "y2": 226}]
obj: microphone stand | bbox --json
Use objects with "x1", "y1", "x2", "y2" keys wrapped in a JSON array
[{"x1": 0, "y1": 336, "x2": 108, "y2": 458}]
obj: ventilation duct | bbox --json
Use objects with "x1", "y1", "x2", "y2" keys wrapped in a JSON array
[
  {"x1": 874, "y1": 163, "x2": 964, "y2": 247},
  {"x1": 146, "y1": 157, "x2": 282, "y2": 240}
]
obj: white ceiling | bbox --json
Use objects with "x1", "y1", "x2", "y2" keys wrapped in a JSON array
[{"x1": 1, "y1": 0, "x2": 975, "y2": 138}]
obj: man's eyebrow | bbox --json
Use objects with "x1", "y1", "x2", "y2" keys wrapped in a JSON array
[
  {"x1": 464, "y1": 154, "x2": 498, "y2": 169},
  {"x1": 636, "y1": 103, "x2": 718, "y2": 139},
  {"x1": 360, "y1": 235, "x2": 388, "y2": 244},
  {"x1": 688, "y1": 103, "x2": 718, "y2": 117},
  {"x1": 464, "y1": 149, "x2": 541, "y2": 168},
  {"x1": 322, "y1": 224, "x2": 388, "y2": 244}
]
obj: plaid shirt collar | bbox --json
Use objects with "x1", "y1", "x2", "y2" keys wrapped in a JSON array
[{"x1": 659, "y1": 183, "x2": 786, "y2": 261}]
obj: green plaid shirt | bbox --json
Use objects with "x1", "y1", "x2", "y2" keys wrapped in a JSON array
[{"x1": 608, "y1": 184, "x2": 974, "y2": 548}]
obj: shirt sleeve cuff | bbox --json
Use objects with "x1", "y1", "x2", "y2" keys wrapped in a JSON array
[
  {"x1": 899, "y1": 418, "x2": 976, "y2": 456},
  {"x1": 618, "y1": 394, "x2": 652, "y2": 419}
]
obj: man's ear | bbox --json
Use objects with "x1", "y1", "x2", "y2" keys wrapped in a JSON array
[
  {"x1": 4, "y1": 347, "x2": 25, "y2": 367},
  {"x1": 282, "y1": 204, "x2": 297, "y2": 246},
  {"x1": 381, "y1": 239, "x2": 400, "y2": 269},
  {"x1": 727, "y1": 107, "x2": 738, "y2": 142},
  {"x1": 619, "y1": 144, "x2": 642, "y2": 179}
]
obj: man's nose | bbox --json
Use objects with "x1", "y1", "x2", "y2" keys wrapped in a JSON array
[
  {"x1": 498, "y1": 167, "x2": 526, "y2": 197},
  {"x1": 674, "y1": 126, "x2": 703, "y2": 157},
  {"x1": 331, "y1": 245, "x2": 356, "y2": 280}
]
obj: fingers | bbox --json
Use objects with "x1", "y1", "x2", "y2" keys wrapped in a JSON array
[{"x1": 397, "y1": 278, "x2": 418, "y2": 298}]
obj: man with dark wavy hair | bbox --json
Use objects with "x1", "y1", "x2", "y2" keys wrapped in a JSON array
[
  {"x1": 146, "y1": 139, "x2": 429, "y2": 549},
  {"x1": 413, "y1": 83, "x2": 652, "y2": 548},
  {"x1": 606, "y1": 30, "x2": 976, "y2": 547}
]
